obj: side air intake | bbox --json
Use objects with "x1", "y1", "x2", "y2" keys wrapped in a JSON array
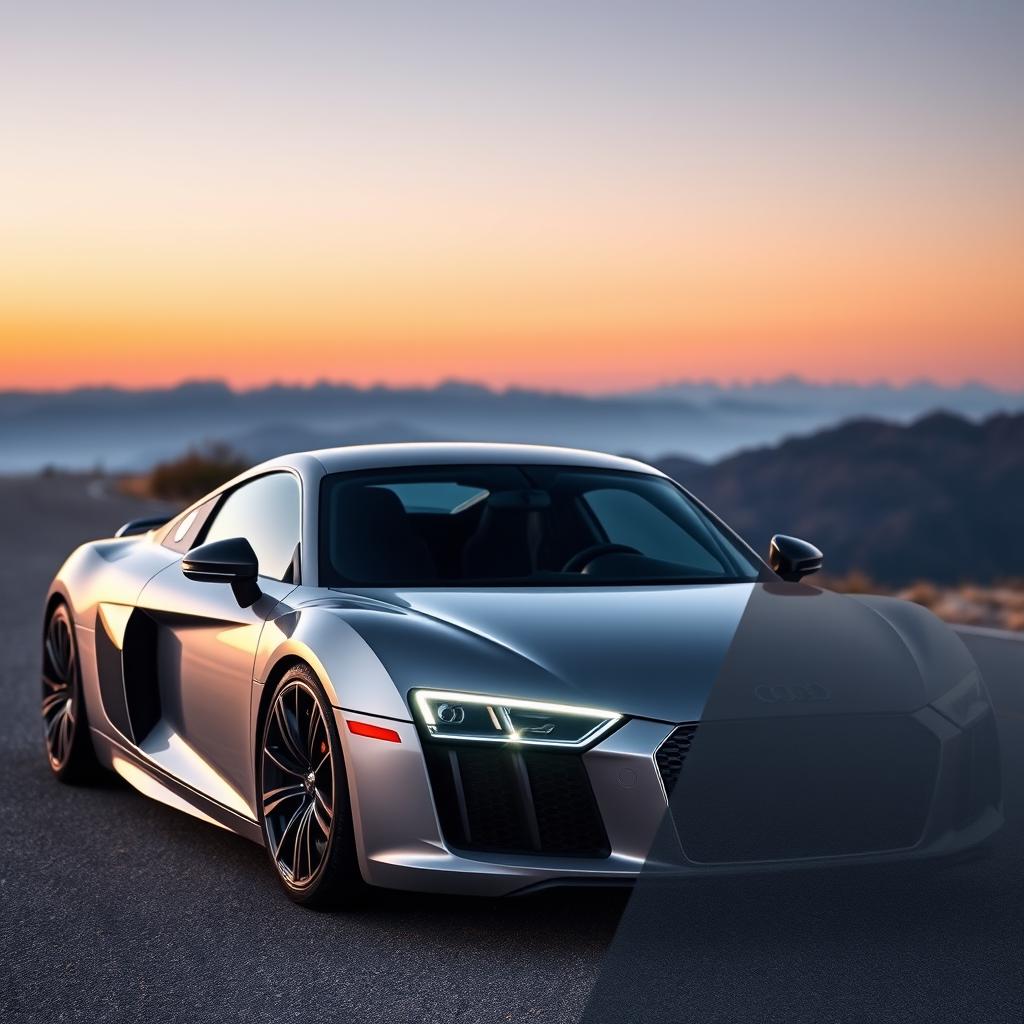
[{"x1": 655, "y1": 723, "x2": 699, "y2": 798}]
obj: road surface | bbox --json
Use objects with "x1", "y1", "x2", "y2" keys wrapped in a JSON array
[
  {"x1": 1, "y1": 474, "x2": 1020, "y2": 1022},
  {"x1": 0, "y1": 476, "x2": 619, "y2": 1023}
]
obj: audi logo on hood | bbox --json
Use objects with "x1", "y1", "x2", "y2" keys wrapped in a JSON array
[{"x1": 754, "y1": 683, "x2": 831, "y2": 704}]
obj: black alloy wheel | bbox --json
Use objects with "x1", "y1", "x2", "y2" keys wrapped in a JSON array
[
  {"x1": 258, "y1": 664, "x2": 365, "y2": 907},
  {"x1": 41, "y1": 602, "x2": 99, "y2": 782}
]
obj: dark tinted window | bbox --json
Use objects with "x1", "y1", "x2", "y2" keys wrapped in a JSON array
[
  {"x1": 319, "y1": 465, "x2": 760, "y2": 587},
  {"x1": 583, "y1": 488, "x2": 725, "y2": 573},
  {"x1": 203, "y1": 473, "x2": 301, "y2": 582}
]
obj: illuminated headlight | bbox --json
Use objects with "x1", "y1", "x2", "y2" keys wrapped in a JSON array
[
  {"x1": 931, "y1": 671, "x2": 990, "y2": 729},
  {"x1": 412, "y1": 690, "x2": 622, "y2": 748}
]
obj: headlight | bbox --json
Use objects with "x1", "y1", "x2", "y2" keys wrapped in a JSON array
[
  {"x1": 411, "y1": 689, "x2": 622, "y2": 748},
  {"x1": 930, "y1": 670, "x2": 990, "y2": 729}
]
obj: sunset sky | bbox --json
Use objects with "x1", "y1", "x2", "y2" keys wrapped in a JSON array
[{"x1": 2, "y1": 1, "x2": 1022, "y2": 392}]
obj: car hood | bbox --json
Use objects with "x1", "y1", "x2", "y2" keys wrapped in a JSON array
[{"x1": 333, "y1": 582, "x2": 952, "y2": 723}]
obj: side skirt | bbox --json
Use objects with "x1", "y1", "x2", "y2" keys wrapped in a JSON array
[{"x1": 94, "y1": 728, "x2": 264, "y2": 845}]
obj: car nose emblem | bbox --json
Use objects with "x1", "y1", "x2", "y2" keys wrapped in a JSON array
[{"x1": 754, "y1": 683, "x2": 831, "y2": 704}]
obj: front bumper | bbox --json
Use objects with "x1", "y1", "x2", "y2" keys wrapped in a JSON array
[{"x1": 334, "y1": 706, "x2": 1002, "y2": 898}]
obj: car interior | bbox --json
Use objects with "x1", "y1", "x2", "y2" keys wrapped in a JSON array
[{"x1": 320, "y1": 466, "x2": 760, "y2": 587}]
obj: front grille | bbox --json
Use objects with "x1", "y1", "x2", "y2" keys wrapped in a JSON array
[
  {"x1": 669, "y1": 715, "x2": 940, "y2": 862},
  {"x1": 424, "y1": 744, "x2": 610, "y2": 858},
  {"x1": 655, "y1": 724, "x2": 699, "y2": 797}
]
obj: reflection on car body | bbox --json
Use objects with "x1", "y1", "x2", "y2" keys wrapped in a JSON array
[{"x1": 42, "y1": 443, "x2": 1002, "y2": 907}]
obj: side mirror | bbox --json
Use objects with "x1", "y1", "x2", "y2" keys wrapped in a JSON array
[
  {"x1": 182, "y1": 537, "x2": 261, "y2": 608},
  {"x1": 768, "y1": 534, "x2": 823, "y2": 582}
]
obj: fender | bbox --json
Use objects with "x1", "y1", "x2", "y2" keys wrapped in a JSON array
[
  {"x1": 850, "y1": 593, "x2": 982, "y2": 704},
  {"x1": 254, "y1": 598, "x2": 411, "y2": 720},
  {"x1": 47, "y1": 537, "x2": 179, "y2": 630}
]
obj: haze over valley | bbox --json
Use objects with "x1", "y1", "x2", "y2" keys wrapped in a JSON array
[{"x1": 3, "y1": 377, "x2": 1023, "y2": 474}]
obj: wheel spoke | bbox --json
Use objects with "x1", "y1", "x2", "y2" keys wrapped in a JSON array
[
  {"x1": 42, "y1": 691, "x2": 68, "y2": 716},
  {"x1": 45, "y1": 706, "x2": 64, "y2": 740},
  {"x1": 273, "y1": 798, "x2": 308, "y2": 862},
  {"x1": 307, "y1": 704, "x2": 326, "y2": 761},
  {"x1": 262, "y1": 783, "x2": 305, "y2": 816},
  {"x1": 273, "y1": 699, "x2": 307, "y2": 768},
  {"x1": 42, "y1": 673, "x2": 66, "y2": 693},
  {"x1": 50, "y1": 713, "x2": 62, "y2": 762},
  {"x1": 291, "y1": 802, "x2": 315, "y2": 882},
  {"x1": 48, "y1": 618, "x2": 72, "y2": 679},
  {"x1": 263, "y1": 745, "x2": 305, "y2": 779},
  {"x1": 56, "y1": 710, "x2": 71, "y2": 763},
  {"x1": 45, "y1": 628, "x2": 63, "y2": 679},
  {"x1": 291, "y1": 805, "x2": 307, "y2": 880},
  {"x1": 313, "y1": 787, "x2": 333, "y2": 821},
  {"x1": 312, "y1": 799, "x2": 331, "y2": 837},
  {"x1": 304, "y1": 804, "x2": 316, "y2": 880}
]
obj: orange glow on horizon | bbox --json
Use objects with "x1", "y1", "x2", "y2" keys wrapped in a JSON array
[
  {"x1": 2, "y1": 5, "x2": 1022, "y2": 394},
  {"x1": 3, "y1": 189, "x2": 1022, "y2": 392}
]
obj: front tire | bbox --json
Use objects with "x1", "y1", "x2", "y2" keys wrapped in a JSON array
[
  {"x1": 41, "y1": 602, "x2": 100, "y2": 783},
  {"x1": 257, "y1": 663, "x2": 367, "y2": 908}
]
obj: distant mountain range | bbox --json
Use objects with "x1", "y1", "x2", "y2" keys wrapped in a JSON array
[
  {"x1": 634, "y1": 376, "x2": 1024, "y2": 420},
  {"x1": 5, "y1": 375, "x2": 1018, "y2": 584},
  {"x1": 2, "y1": 377, "x2": 1022, "y2": 472},
  {"x1": 654, "y1": 411, "x2": 1024, "y2": 586}
]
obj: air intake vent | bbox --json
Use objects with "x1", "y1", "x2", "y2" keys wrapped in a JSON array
[
  {"x1": 424, "y1": 745, "x2": 610, "y2": 858},
  {"x1": 655, "y1": 724, "x2": 699, "y2": 797}
]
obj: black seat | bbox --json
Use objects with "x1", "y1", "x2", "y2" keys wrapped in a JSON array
[
  {"x1": 329, "y1": 486, "x2": 436, "y2": 582},
  {"x1": 461, "y1": 501, "x2": 539, "y2": 578}
]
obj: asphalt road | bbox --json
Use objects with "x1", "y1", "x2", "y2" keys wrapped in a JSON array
[
  {"x1": 1, "y1": 474, "x2": 1022, "y2": 1023},
  {"x1": 581, "y1": 625, "x2": 1024, "y2": 1024},
  {"x1": 0, "y1": 476, "x2": 622, "y2": 1024}
]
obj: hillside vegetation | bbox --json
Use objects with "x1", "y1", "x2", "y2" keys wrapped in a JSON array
[{"x1": 657, "y1": 411, "x2": 1024, "y2": 587}]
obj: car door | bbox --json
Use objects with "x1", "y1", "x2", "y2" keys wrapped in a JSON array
[{"x1": 134, "y1": 471, "x2": 302, "y2": 817}]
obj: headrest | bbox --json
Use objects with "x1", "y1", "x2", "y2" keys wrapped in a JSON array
[
  {"x1": 484, "y1": 489, "x2": 552, "y2": 511},
  {"x1": 340, "y1": 486, "x2": 407, "y2": 522}
]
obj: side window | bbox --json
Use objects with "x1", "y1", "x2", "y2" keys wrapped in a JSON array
[
  {"x1": 202, "y1": 473, "x2": 301, "y2": 582},
  {"x1": 582, "y1": 488, "x2": 725, "y2": 573},
  {"x1": 162, "y1": 497, "x2": 218, "y2": 554}
]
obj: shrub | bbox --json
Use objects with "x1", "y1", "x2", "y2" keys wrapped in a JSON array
[
  {"x1": 146, "y1": 443, "x2": 249, "y2": 501},
  {"x1": 818, "y1": 570, "x2": 882, "y2": 595}
]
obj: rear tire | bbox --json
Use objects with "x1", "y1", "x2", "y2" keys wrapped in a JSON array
[
  {"x1": 257, "y1": 663, "x2": 368, "y2": 909},
  {"x1": 41, "y1": 602, "x2": 100, "y2": 783}
]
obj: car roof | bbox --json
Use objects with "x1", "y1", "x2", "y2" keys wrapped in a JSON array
[{"x1": 262, "y1": 442, "x2": 665, "y2": 478}]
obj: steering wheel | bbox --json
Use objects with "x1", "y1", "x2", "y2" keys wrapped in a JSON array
[{"x1": 562, "y1": 543, "x2": 642, "y2": 574}]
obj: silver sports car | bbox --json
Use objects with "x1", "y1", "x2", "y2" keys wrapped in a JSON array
[{"x1": 43, "y1": 443, "x2": 1002, "y2": 906}]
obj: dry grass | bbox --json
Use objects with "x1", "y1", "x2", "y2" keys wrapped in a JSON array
[{"x1": 822, "y1": 572, "x2": 1024, "y2": 632}]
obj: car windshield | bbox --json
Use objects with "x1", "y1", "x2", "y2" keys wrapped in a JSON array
[{"x1": 319, "y1": 464, "x2": 762, "y2": 587}]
